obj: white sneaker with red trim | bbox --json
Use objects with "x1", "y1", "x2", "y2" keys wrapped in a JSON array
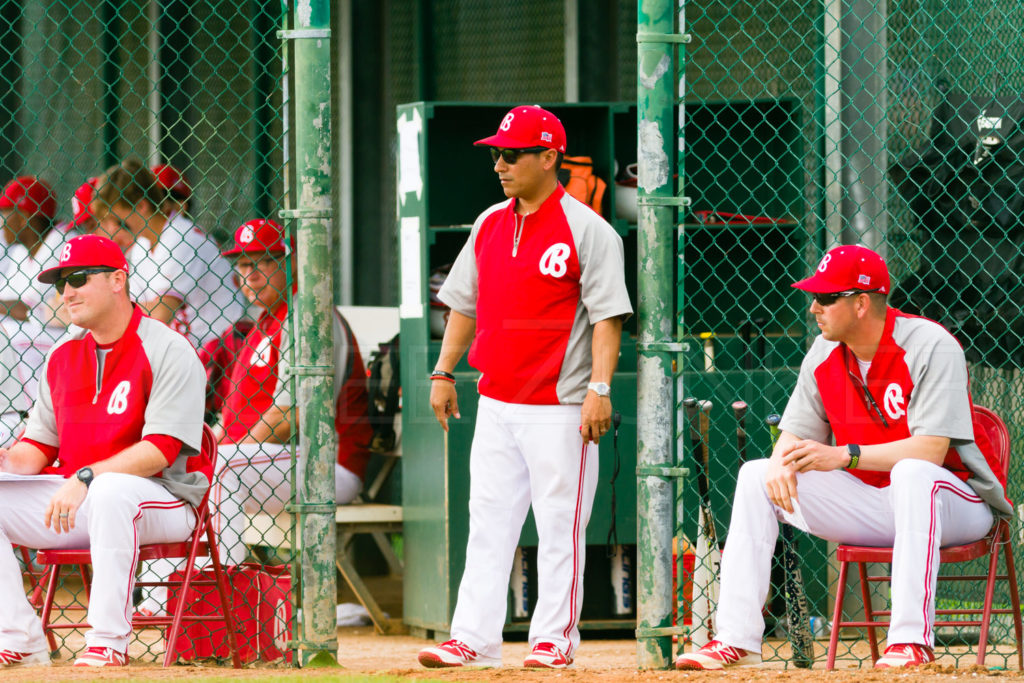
[
  {"x1": 73, "y1": 647, "x2": 128, "y2": 667},
  {"x1": 417, "y1": 639, "x2": 500, "y2": 668},
  {"x1": 874, "y1": 643, "x2": 935, "y2": 669},
  {"x1": 523, "y1": 642, "x2": 573, "y2": 669},
  {"x1": 674, "y1": 640, "x2": 762, "y2": 670},
  {"x1": 0, "y1": 649, "x2": 50, "y2": 667}
]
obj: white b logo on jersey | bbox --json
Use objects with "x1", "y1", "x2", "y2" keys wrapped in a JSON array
[
  {"x1": 239, "y1": 225, "x2": 255, "y2": 244},
  {"x1": 539, "y1": 243, "x2": 571, "y2": 278},
  {"x1": 107, "y1": 380, "x2": 132, "y2": 415},
  {"x1": 500, "y1": 112, "x2": 515, "y2": 131},
  {"x1": 883, "y1": 383, "x2": 906, "y2": 420},
  {"x1": 60, "y1": 244, "x2": 72, "y2": 263},
  {"x1": 251, "y1": 336, "x2": 273, "y2": 367},
  {"x1": 817, "y1": 253, "x2": 832, "y2": 272}
]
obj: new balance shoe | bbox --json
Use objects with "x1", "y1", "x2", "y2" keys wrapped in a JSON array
[
  {"x1": 874, "y1": 643, "x2": 935, "y2": 669},
  {"x1": 674, "y1": 640, "x2": 762, "y2": 670},
  {"x1": 524, "y1": 642, "x2": 572, "y2": 669},
  {"x1": 73, "y1": 647, "x2": 128, "y2": 667},
  {"x1": 0, "y1": 649, "x2": 50, "y2": 667},
  {"x1": 417, "y1": 639, "x2": 500, "y2": 668}
]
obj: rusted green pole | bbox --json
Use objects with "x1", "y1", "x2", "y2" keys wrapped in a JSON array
[
  {"x1": 635, "y1": 0, "x2": 686, "y2": 670},
  {"x1": 282, "y1": 0, "x2": 338, "y2": 667}
]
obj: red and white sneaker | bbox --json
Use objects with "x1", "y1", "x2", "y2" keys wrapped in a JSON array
[
  {"x1": 874, "y1": 643, "x2": 935, "y2": 669},
  {"x1": 73, "y1": 647, "x2": 128, "y2": 667},
  {"x1": 417, "y1": 639, "x2": 500, "y2": 668},
  {"x1": 674, "y1": 640, "x2": 762, "y2": 670},
  {"x1": 523, "y1": 642, "x2": 573, "y2": 669},
  {"x1": 0, "y1": 649, "x2": 50, "y2": 667}
]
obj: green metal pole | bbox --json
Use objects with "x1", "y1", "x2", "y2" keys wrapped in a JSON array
[
  {"x1": 283, "y1": 0, "x2": 338, "y2": 667},
  {"x1": 635, "y1": 0, "x2": 683, "y2": 670}
]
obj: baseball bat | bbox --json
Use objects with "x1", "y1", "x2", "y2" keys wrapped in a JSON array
[
  {"x1": 686, "y1": 398, "x2": 719, "y2": 648},
  {"x1": 731, "y1": 401, "x2": 748, "y2": 463},
  {"x1": 766, "y1": 413, "x2": 814, "y2": 668}
]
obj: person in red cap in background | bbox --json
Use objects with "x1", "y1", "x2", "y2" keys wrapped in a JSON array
[
  {"x1": 0, "y1": 176, "x2": 71, "y2": 401},
  {"x1": 418, "y1": 106, "x2": 632, "y2": 669},
  {"x1": 0, "y1": 234, "x2": 207, "y2": 668},
  {"x1": 67, "y1": 177, "x2": 98, "y2": 235},
  {"x1": 674, "y1": 244, "x2": 1011, "y2": 672},
  {"x1": 135, "y1": 219, "x2": 372, "y2": 618},
  {"x1": 90, "y1": 158, "x2": 245, "y2": 349},
  {"x1": 151, "y1": 164, "x2": 192, "y2": 220}
]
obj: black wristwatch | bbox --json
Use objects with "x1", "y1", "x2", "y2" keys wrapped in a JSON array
[
  {"x1": 76, "y1": 467, "x2": 94, "y2": 488},
  {"x1": 845, "y1": 444, "x2": 861, "y2": 470}
]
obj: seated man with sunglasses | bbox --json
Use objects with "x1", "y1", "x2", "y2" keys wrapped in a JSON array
[
  {"x1": 675, "y1": 244, "x2": 1011, "y2": 671},
  {"x1": 0, "y1": 234, "x2": 207, "y2": 668}
]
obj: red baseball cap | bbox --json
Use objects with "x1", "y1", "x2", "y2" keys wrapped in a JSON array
[
  {"x1": 221, "y1": 219, "x2": 288, "y2": 257},
  {"x1": 38, "y1": 234, "x2": 129, "y2": 284},
  {"x1": 0, "y1": 176, "x2": 57, "y2": 219},
  {"x1": 474, "y1": 105, "x2": 567, "y2": 153},
  {"x1": 151, "y1": 164, "x2": 192, "y2": 199},
  {"x1": 71, "y1": 177, "x2": 98, "y2": 227},
  {"x1": 792, "y1": 244, "x2": 890, "y2": 294}
]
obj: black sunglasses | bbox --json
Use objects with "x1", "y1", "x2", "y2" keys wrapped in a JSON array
[
  {"x1": 811, "y1": 288, "x2": 881, "y2": 306},
  {"x1": 489, "y1": 147, "x2": 548, "y2": 165},
  {"x1": 55, "y1": 267, "x2": 117, "y2": 294}
]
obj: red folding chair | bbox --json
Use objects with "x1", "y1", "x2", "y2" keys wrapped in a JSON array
[
  {"x1": 36, "y1": 424, "x2": 242, "y2": 667},
  {"x1": 826, "y1": 405, "x2": 1023, "y2": 669}
]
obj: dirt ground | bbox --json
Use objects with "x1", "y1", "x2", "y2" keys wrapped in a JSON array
[
  {"x1": 4, "y1": 629, "x2": 1022, "y2": 682},
  {"x1": 11, "y1": 576, "x2": 1022, "y2": 681}
]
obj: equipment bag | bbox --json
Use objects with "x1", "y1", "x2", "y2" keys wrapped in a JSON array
[
  {"x1": 559, "y1": 156, "x2": 607, "y2": 216},
  {"x1": 366, "y1": 333, "x2": 401, "y2": 453},
  {"x1": 168, "y1": 563, "x2": 292, "y2": 664}
]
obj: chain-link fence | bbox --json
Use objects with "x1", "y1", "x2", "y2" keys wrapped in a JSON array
[
  {"x1": 4, "y1": 0, "x2": 1023, "y2": 672},
  {"x1": 672, "y1": 0, "x2": 1023, "y2": 670},
  {"x1": 2, "y1": 0, "x2": 313, "y2": 666}
]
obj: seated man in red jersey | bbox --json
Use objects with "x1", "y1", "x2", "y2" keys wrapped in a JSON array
[
  {"x1": 136, "y1": 218, "x2": 372, "y2": 620},
  {"x1": 211, "y1": 219, "x2": 373, "y2": 564},
  {"x1": 0, "y1": 235, "x2": 207, "y2": 668},
  {"x1": 675, "y1": 245, "x2": 1011, "y2": 672}
]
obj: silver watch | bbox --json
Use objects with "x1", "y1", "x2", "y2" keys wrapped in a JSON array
[{"x1": 587, "y1": 381, "x2": 611, "y2": 397}]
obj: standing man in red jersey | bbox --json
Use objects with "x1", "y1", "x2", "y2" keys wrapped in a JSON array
[{"x1": 418, "y1": 106, "x2": 632, "y2": 669}]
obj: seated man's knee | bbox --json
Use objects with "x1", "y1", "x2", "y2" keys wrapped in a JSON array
[
  {"x1": 736, "y1": 459, "x2": 770, "y2": 492},
  {"x1": 889, "y1": 458, "x2": 943, "y2": 490},
  {"x1": 82, "y1": 472, "x2": 139, "y2": 522},
  {"x1": 87, "y1": 471, "x2": 134, "y2": 500}
]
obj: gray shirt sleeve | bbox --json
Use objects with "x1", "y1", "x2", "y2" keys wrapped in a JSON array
[
  {"x1": 437, "y1": 203, "x2": 507, "y2": 318},
  {"x1": 23, "y1": 336, "x2": 78, "y2": 447},
  {"x1": 140, "y1": 321, "x2": 207, "y2": 452},
  {"x1": 779, "y1": 336, "x2": 834, "y2": 444},
  {"x1": 571, "y1": 201, "x2": 633, "y2": 323},
  {"x1": 896, "y1": 317, "x2": 974, "y2": 441}
]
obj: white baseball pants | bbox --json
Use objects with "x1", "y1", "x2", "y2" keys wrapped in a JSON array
[
  {"x1": 714, "y1": 458, "x2": 994, "y2": 652},
  {"x1": 211, "y1": 443, "x2": 362, "y2": 564},
  {"x1": 140, "y1": 443, "x2": 362, "y2": 609},
  {"x1": 0, "y1": 473, "x2": 195, "y2": 653},
  {"x1": 449, "y1": 396, "x2": 599, "y2": 662}
]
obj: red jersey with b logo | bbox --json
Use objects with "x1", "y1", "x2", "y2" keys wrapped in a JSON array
[
  {"x1": 440, "y1": 185, "x2": 633, "y2": 405},
  {"x1": 780, "y1": 308, "x2": 1011, "y2": 515}
]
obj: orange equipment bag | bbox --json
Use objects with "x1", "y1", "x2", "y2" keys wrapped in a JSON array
[{"x1": 559, "y1": 156, "x2": 607, "y2": 216}]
